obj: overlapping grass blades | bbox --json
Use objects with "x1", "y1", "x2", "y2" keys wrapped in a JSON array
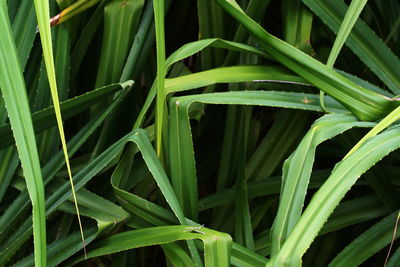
[
  {"x1": 0, "y1": 81, "x2": 132, "y2": 265},
  {"x1": 73, "y1": 225, "x2": 232, "y2": 266},
  {"x1": 34, "y1": 0, "x2": 86, "y2": 260},
  {"x1": 168, "y1": 92, "x2": 347, "y2": 225},
  {"x1": 303, "y1": 0, "x2": 400, "y2": 94},
  {"x1": 268, "y1": 125, "x2": 400, "y2": 266},
  {"x1": 1, "y1": 0, "x2": 400, "y2": 265},
  {"x1": 215, "y1": 0, "x2": 398, "y2": 121},
  {"x1": 270, "y1": 113, "x2": 375, "y2": 255},
  {"x1": 320, "y1": 0, "x2": 368, "y2": 110}
]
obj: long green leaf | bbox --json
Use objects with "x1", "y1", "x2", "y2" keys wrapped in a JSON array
[
  {"x1": 154, "y1": 0, "x2": 166, "y2": 156},
  {"x1": 0, "y1": 1, "x2": 47, "y2": 265},
  {"x1": 134, "y1": 38, "x2": 274, "y2": 129},
  {"x1": 71, "y1": 226, "x2": 231, "y2": 266}
]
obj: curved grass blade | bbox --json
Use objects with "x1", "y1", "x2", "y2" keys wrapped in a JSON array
[
  {"x1": 268, "y1": 125, "x2": 400, "y2": 266},
  {"x1": 111, "y1": 155, "x2": 267, "y2": 266},
  {"x1": 14, "y1": 186, "x2": 129, "y2": 266},
  {"x1": 329, "y1": 211, "x2": 399, "y2": 266},
  {"x1": 165, "y1": 65, "x2": 308, "y2": 94},
  {"x1": 134, "y1": 38, "x2": 273, "y2": 129},
  {"x1": 71, "y1": 226, "x2": 231, "y2": 266},
  {"x1": 215, "y1": 0, "x2": 398, "y2": 121},
  {"x1": 0, "y1": 2, "x2": 46, "y2": 265}
]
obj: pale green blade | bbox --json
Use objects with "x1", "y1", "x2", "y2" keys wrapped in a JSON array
[{"x1": 34, "y1": 0, "x2": 86, "y2": 256}]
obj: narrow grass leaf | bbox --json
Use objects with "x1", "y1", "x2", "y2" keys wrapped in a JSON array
[
  {"x1": 0, "y1": 82, "x2": 131, "y2": 264},
  {"x1": 0, "y1": 2, "x2": 46, "y2": 265},
  {"x1": 34, "y1": 0, "x2": 87, "y2": 257},
  {"x1": 154, "y1": 0, "x2": 166, "y2": 156},
  {"x1": 72, "y1": 226, "x2": 231, "y2": 266}
]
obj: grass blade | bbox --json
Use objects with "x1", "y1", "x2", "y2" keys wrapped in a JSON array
[
  {"x1": 0, "y1": 2, "x2": 46, "y2": 265},
  {"x1": 154, "y1": 0, "x2": 166, "y2": 156},
  {"x1": 34, "y1": 0, "x2": 87, "y2": 258}
]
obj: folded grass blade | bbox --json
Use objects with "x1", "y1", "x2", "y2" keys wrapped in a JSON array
[{"x1": 72, "y1": 226, "x2": 232, "y2": 266}]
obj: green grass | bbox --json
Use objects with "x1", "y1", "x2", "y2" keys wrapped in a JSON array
[{"x1": 0, "y1": 0, "x2": 399, "y2": 266}]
